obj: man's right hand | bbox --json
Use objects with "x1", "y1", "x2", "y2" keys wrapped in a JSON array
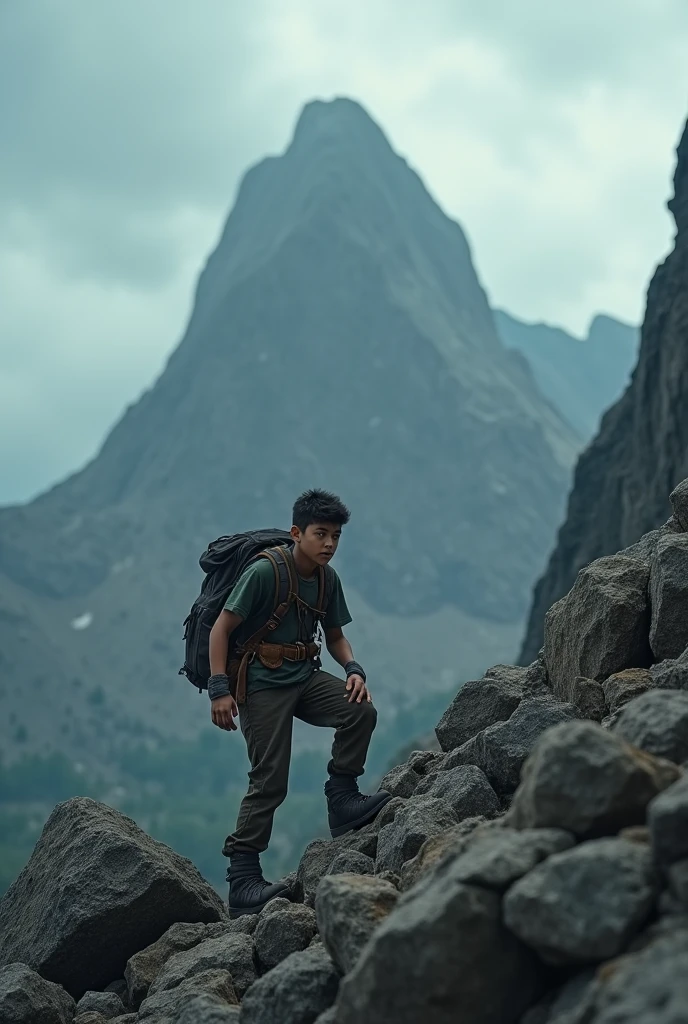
[{"x1": 211, "y1": 695, "x2": 239, "y2": 731}]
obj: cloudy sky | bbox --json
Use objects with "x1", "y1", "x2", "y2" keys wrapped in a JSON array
[{"x1": 1, "y1": 1, "x2": 687, "y2": 504}]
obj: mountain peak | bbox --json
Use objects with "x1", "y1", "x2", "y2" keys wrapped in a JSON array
[{"x1": 291, "y1": 97, "x2": 391, "y2": 154}]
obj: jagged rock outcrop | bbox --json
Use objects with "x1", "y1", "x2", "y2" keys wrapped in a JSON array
[{"x1": 521, "y1": 119, "x2": 688, "y2": 663}]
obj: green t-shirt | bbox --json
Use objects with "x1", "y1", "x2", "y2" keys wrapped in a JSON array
[{"x1": 224, "y1": 558, "x2": 352, "y2": 691}]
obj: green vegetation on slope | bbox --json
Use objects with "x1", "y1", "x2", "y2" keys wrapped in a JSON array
[{"x1": 0, "y1": 686, "x2": 455, "y2": 895}]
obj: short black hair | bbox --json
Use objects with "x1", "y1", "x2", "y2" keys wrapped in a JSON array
[{"x1": 292, "y1": 489, "x2": 351, "y2": 532}]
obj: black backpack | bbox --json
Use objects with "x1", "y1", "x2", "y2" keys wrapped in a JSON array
[{"x1": 179, "y1": 528, "x2": 330, "y2": 692}]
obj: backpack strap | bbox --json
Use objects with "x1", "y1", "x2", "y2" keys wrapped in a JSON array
[
  {"x1": 229, "y1": 545, "x2": 296, "y2": 704},
  {"x1": 261, "y1": 546, "x2": 295, "y2": 615},
  {"x1": 317, "y1": 563, "x2": 338, "y2": 620},
  {"x1": 315, "y1": 564, "x2": 326, "y2": 614}
]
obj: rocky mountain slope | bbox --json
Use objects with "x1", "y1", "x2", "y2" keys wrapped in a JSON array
[
  {"x1": 0, "y1": 97, "x2": 578, "y2": 768},
  {"x1": 495, "y1": 310, "x2": 639, "y2": 439},
  {"x1": 521, "y1": 118, "x2": 688, "y2": 664},
  {"x1": 2, "y1": 476, "x2": 688, "y2": 1023}
]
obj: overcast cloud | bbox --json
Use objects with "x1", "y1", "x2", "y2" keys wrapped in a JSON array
[{"x1": 1, "y1": 0, "x2": 687, "y2": 503}]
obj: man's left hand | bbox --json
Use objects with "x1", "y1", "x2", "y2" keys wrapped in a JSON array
[{"x1": 346, "y1": 674, "x2": 371, "y2": 703}]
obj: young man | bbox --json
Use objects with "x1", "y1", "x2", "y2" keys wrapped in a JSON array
[{"x1": 207, "y1": 489, "x2": 391, "y2": 917}]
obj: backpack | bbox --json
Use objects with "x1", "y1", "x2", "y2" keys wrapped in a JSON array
[{"x1": 178, "y1": 528, "x2": 332, "y2": 692}]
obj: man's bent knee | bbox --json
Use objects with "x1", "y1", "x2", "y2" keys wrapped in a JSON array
[{"x1": 349, "y1": 699, "x2": 377, "y2": 731}]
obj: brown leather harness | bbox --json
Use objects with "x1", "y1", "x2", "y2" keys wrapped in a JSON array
[{"x1": 227, "y1": 546, "x2": 328, "y2": 704}]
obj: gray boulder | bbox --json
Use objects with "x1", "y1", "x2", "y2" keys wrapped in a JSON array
[
  {"x1": 369, "y1": 796, "x2": 406, "y2": 832},
  {"x1": 76, "y1": 991, "x2": 125, "y2": 1018},
  {"x1": 399, "y1": 816, "x2": 488, "y2": 891},
  {"x1": 521, "y1": 970, "x2": 600, "y2": 1024},
  {"x1": 648, "y1": 773, "x2": 688, "y2": 865},
  {"x1": 148, "y1": 932, "x2": 256, "y2": 1000},
  {"x1": 612, "y1": 688, "x2": 688, "y2": 763},
  {"x1": 326, "y1": 849, "x2": 375, "y2": 876},
  {"x1": 376, "y1": 870, "x2": 401, "y2": 889},
  {"x1": 125, "y1": 921, "x2": 209, "y2": 1008},
  {"x1": 176, "y1": 994, "x2": 241, "y2": 1022},
  {"x1": 240, "y1": 945, "x2": 339, "y2": 1024},
  {"x1": 569, "y1": 677, "x2": 607, "y2": 722},
  {"x1": 670, "y1": 478, "x2": 688, "y2": 530},
  {"x1": 668, "y1": 859, "x2": 688, "y2": 907},
  {"x1": 435, "y1": 665, "x2": 525, "y2": 751},
  {"x1": 592, "y1": 926, "x2": 688, "y2": 1023},
  {"x1": 137, "y1": 969, "x2": 237, "y2": 1020},
  {"x1": 0, "y1": 798, "x2": 226, "y2": 999},
  {"x1": 521, "y1": 657, "x2": 552, "y2": 699},
  {"x1": 407, "y1": 750, "x2": 447, "y2": 774},
  {"x1": 619, "y1": 518, "x2": 678, "y2": 564},
  {"x1": 335, "y1": 850, "x2": 541, "y2": 1024},
  {"x1": 504, "y1": 838, "x2": 657, "y2": 964},
  {"x1": 413, "y1": 764, "x2": 500, "y2": 820},
  {"x1": 74, "y1": 1014, "x2": 108, "y2": 1024},
  {"x1": 314, "y1": 1009, "x2": 337, "y2": 1024},
  {"x1": 651, "y1": 647, "x2": 688, "y2": 691},
  {"x1": 211, "y1": 917, "x2": 256, "y2": 937},
  {"x1": 602, "y1": 668, "x2": 652, "y2": 713},
  {"x1": 450, "y1": 698, "x2": 579, "y2": 794},
  {"x1": 376, "y1": 797, "x2": 458, "y2": 873},
  {"x1": 254, "y1": 900, "x2": 317, "y2": 971},
  {"x1": 378, "y1": 762, "x2": 423, "y2": 798},
  {"x1": 650, "y1": 533, "x2": 688, "y2": 659},
  {"x1": 508, "y1": 720, "x2": 680, "y2": 837},
  {"x1": 544, "y1": 556, "x2": 652, "y2": 702},
  {"x1": 448, "y1": 827, "x2": 574, "y2": 891},
  {"x1": 297, "y1": 831, "x2": 378, "y2": 894},
  {"x1": 316, "y1": 873, "x2": 399, "y2": 974},
  {"x1": 297, "y1": 841, "x2": 340, "y2": 895},
  {"x1": 104, "y1": 979, "x2": 128, "y2": 1003},
  {"x1": 0, "y1": 962, "x2": 75, "y2": 1024}
]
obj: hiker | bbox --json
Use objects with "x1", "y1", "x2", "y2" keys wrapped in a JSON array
[{"x1": 206, "y1": 489, "x2": 391, "y2": 917}]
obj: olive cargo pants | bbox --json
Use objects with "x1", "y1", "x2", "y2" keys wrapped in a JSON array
[{"x1": 223, "y1": 670, "x2": 378, "y2": 856}]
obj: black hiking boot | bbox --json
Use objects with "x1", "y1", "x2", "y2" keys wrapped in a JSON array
[
  {"x1": 227, "y1": 851, "x2": 291, "y2": 919},
  {"x1": 325, "y1": 774, "x2": 392, "y2": 839}
]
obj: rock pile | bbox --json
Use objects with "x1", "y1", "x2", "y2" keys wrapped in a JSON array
[{"x1": 2, "y1": 480, "x2": 688, "y2": 1023}]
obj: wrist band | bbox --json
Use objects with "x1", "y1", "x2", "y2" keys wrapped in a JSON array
[
  {"x1": 344, "y1": 661, "x2": 366, "y2": 683},
  {"x1": 208, "y1": 673, "x2": 232, "y2": 701}
]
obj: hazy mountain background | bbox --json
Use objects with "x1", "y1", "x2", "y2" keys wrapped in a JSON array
[
  {"x1": 495, "y1": 312, "x2": 639, "y2": 439},
  {"x1": 0, "y1": 98, "x2": 581, "y2": 773},
  {"x1": 0, "y1": 96, "x2": 646, "y2": 894}
]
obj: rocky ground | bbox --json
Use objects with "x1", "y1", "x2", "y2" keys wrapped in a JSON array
[{"x1": 2, "y1": 477, "x2": 688, "y2": 1023}]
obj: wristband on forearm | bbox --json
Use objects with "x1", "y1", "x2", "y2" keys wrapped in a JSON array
[
  {"x1": 344, "y1": 661, "x2": 366, "y2": 683},
  {"x1": 208, "y1": 673, "x2": 232, "y2": 701}
]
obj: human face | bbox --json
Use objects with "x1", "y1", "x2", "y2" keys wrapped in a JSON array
[{"x1": 293, "y1": 522, "x2": 342, "y2": 567}]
